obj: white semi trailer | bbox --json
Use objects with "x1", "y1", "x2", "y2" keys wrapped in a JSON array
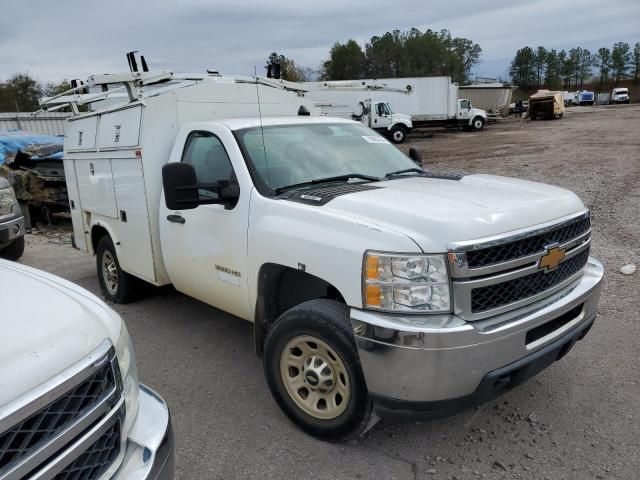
[{"x1": 303, "y1": 76, "x2": 488, "y2": 131}]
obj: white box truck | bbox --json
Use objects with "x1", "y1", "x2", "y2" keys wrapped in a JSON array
[
  {"x1": 41, "y1": 66, "x2": 603, "y2": 441},
  {"x1": 304, "y1": 77, "x2": 488, "y2": 131},
  {"x1": 293, "y1": 80, "x2": 413, "y2": 143}
]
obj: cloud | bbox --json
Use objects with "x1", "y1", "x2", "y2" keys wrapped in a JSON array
[{"x1": 0, "y1": 0, "x2": 638, "y2": 82}]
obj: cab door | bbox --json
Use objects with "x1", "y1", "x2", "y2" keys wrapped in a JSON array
[
  {"x1": 159, "y1": 125, "x2": 252, "y2": 320},
  {"x1": 372, "y1": 102, "x2": 392, "y2": 128},
  {"x1": 457, "y1": 99, "x2": 471, "y2": 121}
]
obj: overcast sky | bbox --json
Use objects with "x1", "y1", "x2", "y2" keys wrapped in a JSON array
[{"x1": 1, "y1": 0, "x2": 638, "y2": 84}]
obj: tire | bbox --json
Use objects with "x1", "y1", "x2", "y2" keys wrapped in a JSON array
[
  {"x1": 96, "y1": 235, "x2": 139, "y2": 303},
  {"x1": 471, "y1": 116, "x2": 485, "y2": 131},
  {"x1": 263, "y1": 299, "x2": 373, "y2": 441},
  {"x1": 1, "y1": 236, "x2": 25, "y2": 260},
  {"x1": 388, "y1": 125, "x2": 407, "y2": 144}
]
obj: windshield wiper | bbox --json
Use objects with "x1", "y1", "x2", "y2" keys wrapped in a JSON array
[
  {"x1": 275, "y1": 174, "x2": 381, "y2": 195},
  {"x1": 384, "y1": 167, "x2": 425, "y2": 178}
]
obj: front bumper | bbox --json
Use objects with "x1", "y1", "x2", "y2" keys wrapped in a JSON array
[
  {"x1": 113, "y1": 384, "x2": 174, "y2": 480},
  {"x1": 0, "y1": 214, "x2": 25, "y2": 249},
  {"x1": 351, "y1": 257, "x2": 604, "y2": 418}
]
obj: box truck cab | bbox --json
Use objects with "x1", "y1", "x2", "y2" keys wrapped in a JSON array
[{"x1": 43, "y1": 69, "x2": 603, "y2": 441}]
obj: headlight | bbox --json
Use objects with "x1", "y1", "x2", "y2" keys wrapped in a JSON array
[
  {"x1": 363, "y1": 251, "x2": 451, "y2": 313},
  {"x1": 115, "y1": 320, "x2": 139, "y2": 435},
  {"x1": 0, "y1": 187, "x2": 17, "y2": 216}
]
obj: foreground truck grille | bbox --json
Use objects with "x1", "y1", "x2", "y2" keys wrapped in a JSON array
[
  {"x1": 448, "y1": 211, "x2": 592, "y2": 320},
  {"x1": 471, "y1": 250, "x2": 590, "y2": 312},
  {"x1": 53, "y1": 421, "x2": 121, "y2": 480},
  {"x1": 0, "y1": 341, "x2": 123, "y2": 480}
]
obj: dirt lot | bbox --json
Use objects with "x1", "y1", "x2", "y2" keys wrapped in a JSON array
[{"x1": 17, "y1": 104, "x2": 640, "y2": 479}]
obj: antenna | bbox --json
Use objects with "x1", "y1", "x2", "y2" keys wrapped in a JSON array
[{"x1": 254, "y1": 66, "x2": 271, "y2": 187}]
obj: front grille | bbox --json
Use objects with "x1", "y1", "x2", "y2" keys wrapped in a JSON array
[
  {"x1": 53, "y1": 421, "x2": 121, "y2": 480},
  {"x1": 471, "y1": 249, "x2": 590, "y2": 312},
  {"x1": 466, "y1": 216, "x2": 590, "y2": 268},
  {"x1": 0, "y1": 362, "x2": 115, "y2": 474}
]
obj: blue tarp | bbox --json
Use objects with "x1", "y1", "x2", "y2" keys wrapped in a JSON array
[{"x1": 0, "y1": 130, "x2": 64, "y2": 165}]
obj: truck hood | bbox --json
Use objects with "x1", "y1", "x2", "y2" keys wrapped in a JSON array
[
  {"x1": 0, "y1": 260, "x2": 121, "y2": 406},
  {"x1": 321, "y1": 174, "x2": 585, "y2": 252},
  {"x1": 472, "y1": 108, "x2": 487, "y2": 118},
  {"x1": 391, "y1": 113, "x2": 413, "y2": 125}
]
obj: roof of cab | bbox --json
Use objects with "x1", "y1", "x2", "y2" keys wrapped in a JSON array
[{"x1": 216, "y1": 116, "x2": 357, "y2": 131}]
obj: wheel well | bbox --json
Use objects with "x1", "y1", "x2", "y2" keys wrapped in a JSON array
[
  {"x1": 90, "y1": 225, "x2": 109, "y2": 254},
  {"x1": 254, "y1": 263, "x2": 346, "y2": 358}
]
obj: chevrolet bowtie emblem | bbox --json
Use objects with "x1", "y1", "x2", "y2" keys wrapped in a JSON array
[{"x1": 539, "y1": 246, "x2": 566, "y2": 271}]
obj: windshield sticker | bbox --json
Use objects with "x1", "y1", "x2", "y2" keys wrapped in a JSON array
[{"x1": 362, "y1": 135, "x2": 390, "y2": 144}]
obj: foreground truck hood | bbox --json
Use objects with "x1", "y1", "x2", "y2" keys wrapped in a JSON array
[
  {"x1": 323, "y1": 174, "x2": 585, "y2": 252},
  {"x1": 0, "y1": 260, "x2": 121, "y2": 405}
]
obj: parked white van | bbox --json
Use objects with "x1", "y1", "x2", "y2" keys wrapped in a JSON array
[{"x1": 610, "y1": 87, "x2": 630, "y2": 104}]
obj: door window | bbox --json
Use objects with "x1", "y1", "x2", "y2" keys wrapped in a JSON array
[
  {"x1": 181, "y1": 131, "x2": 236, "y2": 199},
  {"x1": 460, "y1": 100, "x2": 470, "y2": 110}
]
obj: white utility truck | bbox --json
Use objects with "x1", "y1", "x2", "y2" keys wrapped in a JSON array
[
  {"x1": 304, "y1": 76, "x2": 488, "y2": 131},
  {"x1": 298, "y1": 80, "x2": 413, "y2": 143},
  {"x1": 42, "y1": 66, "x2": 603, "y2": 441}
]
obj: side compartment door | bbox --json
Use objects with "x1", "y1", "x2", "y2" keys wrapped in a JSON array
[
  {"x1": 159, "y1": 127, "x2": 252, "y2": 320},
  {"x1": 63, "y1": 159, "x2": 87, "y2": 251}
]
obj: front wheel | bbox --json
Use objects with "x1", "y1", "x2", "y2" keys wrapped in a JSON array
[
  {"x1": 471, "y1": 116, "x2": 485, "y2": 131},
  {"x1": 0, "y1": 236, "x2": 25, "y2": 260},
  {"x1": 263, "y1": 299, "x2": 373, "y2": 441},
  {"x1": 388, "y1": 125, "x2": 407, "y2": 144}
]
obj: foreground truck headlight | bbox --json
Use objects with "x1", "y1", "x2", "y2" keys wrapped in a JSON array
[
  {"x1": 0, "y1": 187, "x2": 17, "y2": 215},
  {"x1": 363, "y1": 251, "x2": 451, "y2": 312},
  {"x1": 115, "y1": 320, "x2": 140, "y2": 435}
]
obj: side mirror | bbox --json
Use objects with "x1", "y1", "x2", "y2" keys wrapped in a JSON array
[
  {"x1": 408, "y1": 147, "x2": 422, "y2": 165},
  {"x1": 162, "y1": 163, "x2": 241, "y2": 210},
  {"x1": 162, "y1": 162, "x2": 199, "y2": 210}
]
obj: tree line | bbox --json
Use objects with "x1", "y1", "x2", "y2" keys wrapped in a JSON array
[
  {"x1": 510, "y1": 42, "x2": 640, "y2": 91},
  {"x1": 0, "y1": 74, "x2": 71, "y2": 112},
  {"x1": 268, "y1": 27, "x2": 482, "y2": 84}
]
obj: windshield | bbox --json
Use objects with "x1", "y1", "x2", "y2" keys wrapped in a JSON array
[
  {"x1": 236, "y1": 123, "x2": 418, "y2": 193},
  {"x1": 375, "y1": 103, "x2": 391, "y2": 116},
  {"x1": 615, "y1": 90, "x2": 628, "y2": 95}
]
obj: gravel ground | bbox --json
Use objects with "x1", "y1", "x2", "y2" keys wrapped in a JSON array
[{"x1": 16, "y1": 104, "x2": 640, "y2": 480}]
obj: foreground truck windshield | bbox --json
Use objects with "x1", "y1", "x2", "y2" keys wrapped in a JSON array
[{"x1": 236, "y1": 123, "x2": 417, "y2": 191}]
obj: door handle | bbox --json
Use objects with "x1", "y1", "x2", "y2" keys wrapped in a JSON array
[{"x1": 167, "y1": 214, "x2": 185, "y2": 224}]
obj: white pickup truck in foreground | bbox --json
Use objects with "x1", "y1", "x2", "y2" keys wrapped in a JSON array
[
  {"x1": 0, "y1": 260, "x2": 173, "y2": 479},
  {"x1": 41, "y1": 67, "x2": 603, "y2": 441}
]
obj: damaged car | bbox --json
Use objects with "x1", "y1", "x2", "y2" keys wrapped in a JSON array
[{"x1": 0, "y1": 177, "x2": 25, "y2": 260}]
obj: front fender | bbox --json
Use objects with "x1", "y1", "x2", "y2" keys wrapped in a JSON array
[{"x1": 247, "y1": 190, "x2": 420, "y2": 314}]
